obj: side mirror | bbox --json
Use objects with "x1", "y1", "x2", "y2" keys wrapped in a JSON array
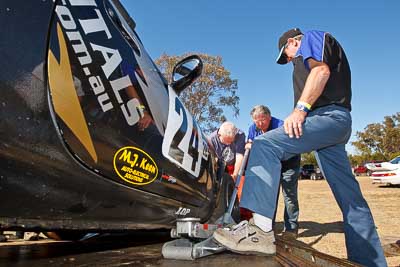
[{"x1": 171, "y1": 55, "x2": 203, "y2": 94}]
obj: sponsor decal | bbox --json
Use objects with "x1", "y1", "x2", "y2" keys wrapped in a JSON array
[
  {"x1": 161, "y1": 174, "x2": 177, "y2": 184},
  {"x1": 48, "y1": 23, "x2": 98, "y2": 163},
  {"x1": 175, "y1": 207, "x2": 191, "y2": 216},
  {"x1": 113, "y1": 146, "x2": 158, "y2": 185},
  {"x1": 52, "y1": 0, "x2": 145, "y2": 128}
]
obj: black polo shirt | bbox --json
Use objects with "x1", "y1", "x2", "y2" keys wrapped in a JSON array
[{"x1": 292, "y1": 30, "x2": 352, "y2": 111}]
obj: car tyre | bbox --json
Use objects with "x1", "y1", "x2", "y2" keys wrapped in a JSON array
[{"x1": 208, "y1": 173, "x2": 240, "y2": 223}]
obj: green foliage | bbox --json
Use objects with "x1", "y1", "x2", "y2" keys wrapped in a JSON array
[
  {"x1": 348, "y1": 154, "x2": 368, "y2": 167},
  {"x1": 155, "y1": 53, "x2": 239, "y2": 133},
  {"x1": 301, "y1": 152, "x2": 318, "y2": 166},
  {"x1": 351, "y1": 112, "x2": 400, "y2": 161}
]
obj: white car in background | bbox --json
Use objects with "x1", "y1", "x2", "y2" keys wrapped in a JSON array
[
  {"x1": 365, "y1": 156, "x2": 400, "y2": 173},
  {"x1": 371, "y1": 168, "x2": 400, "y2": 186},
  {"x1": 370, "y1": 156, "x2": 400, "y2": 185}
]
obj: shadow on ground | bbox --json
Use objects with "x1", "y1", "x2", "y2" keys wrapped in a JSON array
[{"x1": 274, "y1": 221, "x2": 343, "y2": 247}]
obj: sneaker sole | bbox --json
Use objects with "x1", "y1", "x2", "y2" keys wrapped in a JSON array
[{"x1": 214, "y1": 238, "x2": 276, "y2": 256}]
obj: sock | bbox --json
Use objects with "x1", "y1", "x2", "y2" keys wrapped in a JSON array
[{"x1": 253, "y1": 213, "x2": 272, "y2": 232}]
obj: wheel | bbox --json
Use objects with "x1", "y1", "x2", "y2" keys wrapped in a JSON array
[
  {"x1": 367, "y1": 170, "x2": 372, "y2": 176},
  {"x1": 44, "y1": 231, "x2": 87, "y2": 241},
  {"x1": 208, "y1": 173, "x2": 240, "y2": 223},
  {"x1": 0, "y1": 234, "x2": 7, "y2": 242}
]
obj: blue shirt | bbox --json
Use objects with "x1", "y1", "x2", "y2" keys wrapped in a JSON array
[{"x1": 247, "y1": 116, "x2": 283, "y2": 141}]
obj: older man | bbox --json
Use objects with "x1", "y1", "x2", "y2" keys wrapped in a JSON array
[
  {"x1": 213, "y1": 29, "x2": 387, "y2": 267},
  {"x1": 247, "y1": 105, "x2": 300, "y2": 238},
  {"x1": 208, "y1": 121, "x2": 245, "y2": 179}
]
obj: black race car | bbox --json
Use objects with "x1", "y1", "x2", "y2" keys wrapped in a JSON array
[{"x1": 0, "y1": 0, "x2": 237, "y2": 239}]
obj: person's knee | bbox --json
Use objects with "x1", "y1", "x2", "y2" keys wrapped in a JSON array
[
  {"x1": 253, "y1": 135, "x2": 271, "y2": 145},
  {"x1": 252, "y1": 137, "x2": 279, "y2": 155}
]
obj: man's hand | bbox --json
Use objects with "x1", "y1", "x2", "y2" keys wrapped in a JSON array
[
  {"x1": 245, "y1": 141, "x2": 252, "y2": 150},
  {"x1": 284, "y1": 109, "x2": 307, "y2": 138},
  {"x1": 138, "y1": 111, "x2": 153, "y2": 131},
  {"x1": 231, "y1": 173, "x2": 237, "y2": 181}
]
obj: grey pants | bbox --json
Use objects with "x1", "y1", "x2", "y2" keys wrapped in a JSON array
[{"x1": 279, "y1": 155, "x2": 300, "y2": 231}]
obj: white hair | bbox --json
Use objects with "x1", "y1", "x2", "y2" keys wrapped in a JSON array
[{"x1": 219, "y1": 121, "x2": 237, "y2": 138}]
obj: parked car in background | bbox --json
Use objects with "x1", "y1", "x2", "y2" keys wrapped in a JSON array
[
  {"x1": 371, "y1": 168, "x2": 400, "y2": 186},
  {"x1": 378, "y1": 156, "x2": 400, "y2": 170},
  {"x1": 366, "y1": 157, "x2": 400, "y2": 174},
  {"x1": 353, "y1": 165, "x2": 368, "y2": 176},
  {"x1": 365, "y1": 160, "x2": 386, "y2": 174},
  {"x1": 300, "y1": 164, "x2": 324, "y2": 180}
]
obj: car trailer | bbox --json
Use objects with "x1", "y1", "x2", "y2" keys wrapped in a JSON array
[
  {"x1": 162, "y1": 217, "x2": 360, "y2": 266},
  {"x1": 162, "y1": 149, "x2": 361, "y2": 266},
  {"x1": 275, "y1": 236, "x2": 361, "y2": 267}
]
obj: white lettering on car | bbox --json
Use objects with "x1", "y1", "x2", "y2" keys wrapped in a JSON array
[
  {"x1": 175, "y1": 207, "x2": 191, "y2": 216},
  {"x1": 55, "y1": 1, "x2": 143, "y2": 127}
]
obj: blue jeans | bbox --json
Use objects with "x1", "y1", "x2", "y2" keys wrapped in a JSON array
[
  {"x1": 240, "y1": 105, "x2": 387, "y2": 267},
  {"x1": 279, "y1": 155, "x2": 300, "y2": 231}
]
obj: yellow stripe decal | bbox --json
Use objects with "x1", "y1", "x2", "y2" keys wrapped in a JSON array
[{"x1": 48, "y1": 23, "x2": 98, "y2": 163}]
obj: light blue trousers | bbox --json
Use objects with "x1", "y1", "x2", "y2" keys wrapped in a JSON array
[{"x1": 240, "y1": 105, "x2": 387, "y2": 267}]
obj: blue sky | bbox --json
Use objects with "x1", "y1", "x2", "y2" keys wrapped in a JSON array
[{"x1": 121, "y1": 0, "x2": 400, "y2": 154}]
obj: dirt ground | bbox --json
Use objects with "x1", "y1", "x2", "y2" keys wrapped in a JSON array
[{"x1": 275, "y1": 176, "x2": 400, "y2": 267}]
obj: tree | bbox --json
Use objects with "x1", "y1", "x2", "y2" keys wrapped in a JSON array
[
  {"x1": 155, "y1": 53, "x2": 239, "y2": 133},
  {"x1": 301, "y1": 152, "x2": 318, "y2": 166},
  {"x1": 348, "y1": 154, "x2": 367, "y2": 167},
  {"x1": 351, "y1": 112, "x2": 400, "y2": 160}
]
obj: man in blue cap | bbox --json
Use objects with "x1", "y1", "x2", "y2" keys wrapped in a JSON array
[{"x1": 213, "y1": 28, "x2": 387, "y2": 267}]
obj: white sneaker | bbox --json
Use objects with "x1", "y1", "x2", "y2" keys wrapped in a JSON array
[{"x1": 213, "y1": 219, "x2": 276, "y2": 255}]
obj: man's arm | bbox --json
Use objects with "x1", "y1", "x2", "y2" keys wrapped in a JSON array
[
  {"x1": 284, "y1": 58, "x2": 330, "y2": 138},
  {"x1": 232, "y1": 153, "x2": 243, "y2": 180},
  {"x1": 298, "y1": 59, "x2": 331, "y2": 105},
  {"x1": 206, "y1": 133, "x2": 219, "y2": 163},
  {"x1": 125, "y1": 85, "x2": 153, "y2": 131},
  {"x1": 232, "y1": 132, "x2": 246, "y2": 180},
  {"x1": 245, "y1": 125, "x2": 254, "y2": 150}
]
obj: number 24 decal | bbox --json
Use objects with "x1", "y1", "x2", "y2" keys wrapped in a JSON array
[{"x1": 162, "y1": 86, "x2": 209, "y2": 177}]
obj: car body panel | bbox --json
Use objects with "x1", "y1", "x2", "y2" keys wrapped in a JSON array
[
  {"x1": 366, "y1": 157, "x2": 400, "y2": 172},
  {"x1": 0, "y1": 0, "x2": 220, "y2": 232},
  {"x1": 371, "y1": 169, "x2": 400, "y2": 185}
]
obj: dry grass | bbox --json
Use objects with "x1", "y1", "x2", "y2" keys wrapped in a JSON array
[{"x1": 275, "y1": 176, "x2": 400, "y2": 266}]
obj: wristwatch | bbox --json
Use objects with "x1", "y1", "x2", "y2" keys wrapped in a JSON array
[{"x1": 295, "y1": 102, "x2": 310, "y2": 113}]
